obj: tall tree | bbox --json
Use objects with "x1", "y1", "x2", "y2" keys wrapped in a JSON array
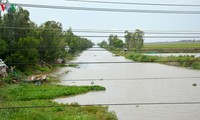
[
  {"x1": 1, "y1": 7, "x2": 35, "y2": 68},
  {"x1": 2, "y1": 7, "x2": 31, "y2": 45},
  {"x1": 63, "y1": 28, "x2": 94, "y2": 54},
  {"x1": 0, "y1": 7, "x2": 94, "y2": 69},
  {"x1": 108, "y1": 34, "x2": 114, "y2": 46},
  {"x1": 0, "y1": 39, "x2": 7, "y2": 58},
  {"x1": 5, "y1": 37, "x2": 39, "y2": 69},
  {"x1": 124, "y1": 29, "x2": 144, "y2": 51},
  {"x1": 134, "y1": 29, "x2": 144, "y2": 51},
  {"x1": 98, "y1": 40, "x2": 108, "y2": 47},
  {"x1": 39, "y1": 20, "x2": 64, "y2": 63},
  {"x1": 124, "y1": 31, "x2": 133, "y2": 50},
  {"x1": 108, "y1": 35, "x2": 124, "y2": 48}
]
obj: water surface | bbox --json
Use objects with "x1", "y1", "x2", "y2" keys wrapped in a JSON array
[{"x1": 54, "y1": 47, "x2": 200, "y2": 120}]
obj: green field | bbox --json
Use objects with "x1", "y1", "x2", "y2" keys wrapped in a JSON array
[
  {"x1": 144, "y1": 42, "x2": 200, "y2": 48},
  {"x1": 142, "y1": 42, "x2": 200, "y2": 53}
]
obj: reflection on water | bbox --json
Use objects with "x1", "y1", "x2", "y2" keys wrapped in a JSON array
[{"x1": 54, "y1": 47, "x2": 200, "y2": 120}]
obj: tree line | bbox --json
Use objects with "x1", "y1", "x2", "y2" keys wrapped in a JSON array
[
  {"x1": 98, "y1": 29, "x2": 144, "y2": 51},
  {"x1": 0, "y1": 7, "x2": 94, "y2": 69}
]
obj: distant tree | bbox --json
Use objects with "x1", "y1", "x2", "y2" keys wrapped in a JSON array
[
  {"x1": 134, "y1": 29, "x2": 144, "y2": 51},
  {"x1": 113, "y1": 38, "x2": 123, "y2": 48},
  {"x1": 98, "y1": 40, "x2": 108, "y2": 47},
  {"x1": 124, "y1": 31, "x2": 133, "y2": 50},
  {"x1": 124, "y1": 29, "x2": 144, "y2": 51},
  {"x1": 108, "y1": 35, "x2": 124, "y2": 48},
  {"x1": 108, "y1": 34, "x2": 114, "y2": 46},
  {"x1": 63, "y1": 28, "x2": 94, "y2": 54}
]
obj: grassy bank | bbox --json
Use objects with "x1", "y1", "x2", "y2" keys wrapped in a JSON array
[
  {"x1": 112, "y1": 50, "x2": 200, "y2": 70},
  {"x1": 0, "y1": 83, "x2": 117, "y2": 120},
  {"x1": 0, "y1": 84, "x2": 106, "y2": 101},
  {"x1": 0, "y1": 100, "x2": 116, "y2": 120}
]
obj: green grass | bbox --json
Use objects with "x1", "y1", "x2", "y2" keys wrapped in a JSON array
[
  {"x1": 124, "y1": 52, "x2": 200, "y2": 70},
  {"x1": 0, "y1": 84, "x2": 105, "y2": 101},
  {"x1": 0, "y1": 100, "x2": 117, "y2": 120},
  {"x1": 142, "y1": 42, "x2": 200, "y2": 53},
  {"x1": 144, "y1": 42, "x2": 200, "y2": 49},
  {"x1": 111, "y1": 49, "x2": 200, "y2": 70},
  {"x1": 0, "y1": 83, "x2": 117, "y2": 120}
]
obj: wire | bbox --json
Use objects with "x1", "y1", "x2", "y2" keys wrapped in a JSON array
[
  {"x1": 71, "y1": 31, "x2": 200, "y2": 34},
  {"x1": 5, "y1": 48, "x2": 200, "y2": 51},
  {"x1": 0, "y1": 26, "x2": 62, "y2": 31},
  {"x1": 1, "y1": 27, "x2": 200, "y2": 34},
  {"x1": 1, "y1": 101, "x2": 200, "y2": 109},
  {"x1": 67, "y1": 61, "x2": 200, "y2": 64},
  {"x1": 5, "y1": 60, "x2": 200, "y2": 65},
  {"x1": 11, "y1": 3, "x2": 200, "y2": 14},
  {"x1": 70, "y1": 35, "x2": 200, "y2": 38},
  {"x1": 61, "y1": 76, "x2": 200, "y2": 82},
  {"x1": 65, "y1": 0, "x2": 200, "y2": 7},
  {"x1": 5, "y1": 62, "x2": 137, "y2": 65},
  {"x1": 2, "y1": 34, "x2": 200, "y2": 38}
]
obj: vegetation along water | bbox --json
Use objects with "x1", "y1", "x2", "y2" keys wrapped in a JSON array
[
  {"x1": 98, "y1": 32, "x2": 200, "y2": 70},
  {"x1": 0, "y1": 7, "x2": 117, "y2": 120}
]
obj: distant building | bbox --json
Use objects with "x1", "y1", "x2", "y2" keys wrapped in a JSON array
[{"x1": 0, "y1": 59, "x2": 7, "y2": 78}]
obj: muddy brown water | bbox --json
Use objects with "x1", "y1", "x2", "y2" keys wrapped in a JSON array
[{"x1": 53, "y1": 47, "x2": 200, "y2": 120}]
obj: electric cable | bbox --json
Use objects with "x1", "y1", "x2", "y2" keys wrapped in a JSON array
[
  {"x1": 1, "y1": 101, "x2": 200, "y2": 109},
  {"x1": 10, "y1": 3, "x2": 200, "y2": 14},
  {"x1": 61, "y1": 76, "x2": 200, "y2": 82},
  {"x1": 1, "y1": 27, "x2": 200, "y2": 34},
  {"x1": 65, "y1": 0, "x2": 200, "y2": 7}
]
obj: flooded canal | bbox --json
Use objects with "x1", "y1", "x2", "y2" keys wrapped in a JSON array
[{"x1": 54, "y1": 47, "x2": 200, "y2": 120}]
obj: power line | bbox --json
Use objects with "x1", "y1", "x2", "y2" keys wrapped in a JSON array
[
  {"x1": 65, "y1": 35, "x2": 200, "y2": 38},
  {"x1": 2, "y1": 34, "x2": 200, "y2": 38},
  {"x1": 65, "y1": 0, "x2": 200, "y2": 7},
  {"x1": 11, "y1": 3, "x2": 200, "y2": 14},
  {"x1": 1, "y1": 27, "x2": 200, "y2": 34},
  {"x1": 5, "y1": 48, "x2": 200, "y2": 51},
  {"x1": 72, "y1": 31, "x2": 200, "y2": 34},
  {"x1": 5, "y1": 60, "x2": 200, "y2": 65},
  {"x1": 0, "y1": 26, "x2": 62, "y2": 31},
  {"x1": 66, "y1": 61, "x2": 200, "y2": 64},
  {"x1": 1, "y1": 101, "x2": 200, "y2": 109},
  {"x1": 61, "y1": 76, "x2": 200, "y2": 82}
]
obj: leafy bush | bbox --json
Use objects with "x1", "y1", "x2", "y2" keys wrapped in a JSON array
[{"x1": 191, "y1": 62, "x2": 200, "y2": 69}]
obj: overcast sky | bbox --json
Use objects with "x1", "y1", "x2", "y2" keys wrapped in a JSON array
[{"x1": 7, "y1": 0, "x2": 200, "y2": 43}]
